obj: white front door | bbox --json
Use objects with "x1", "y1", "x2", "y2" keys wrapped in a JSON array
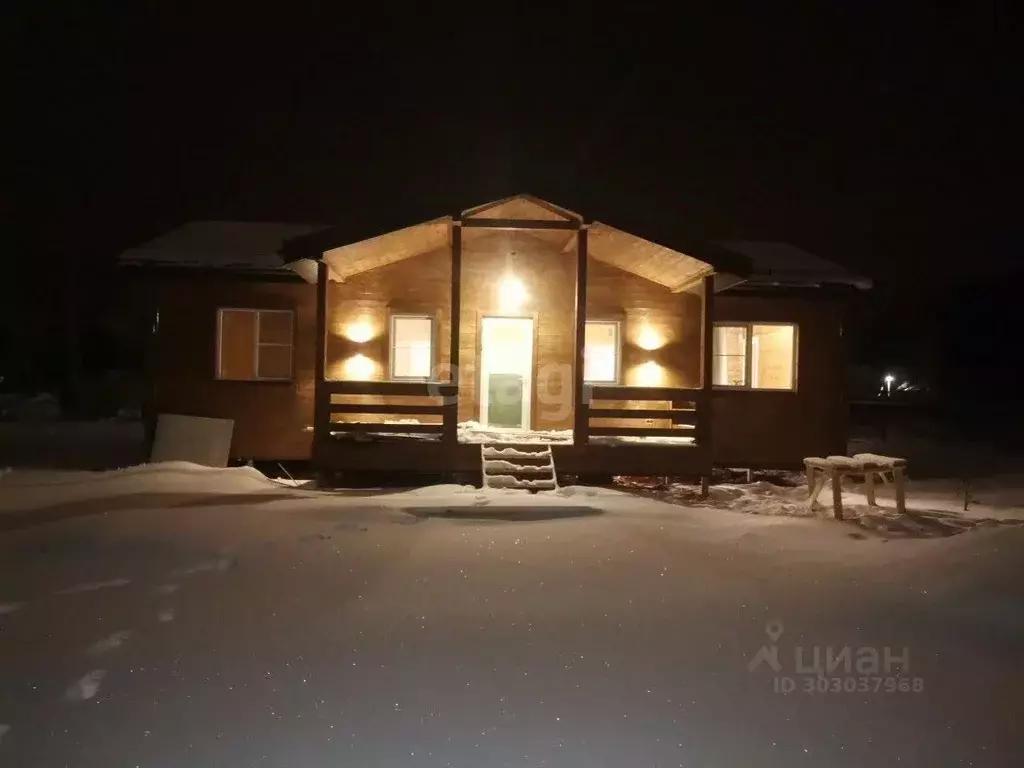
[{"x1": 479, "y1": 316, "x2": 534, "y2": 429}]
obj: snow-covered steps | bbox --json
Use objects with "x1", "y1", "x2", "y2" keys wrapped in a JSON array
[
  {"x1": 481, "y1": 445, "x2": 557, "y2": 492},
  {"x1": 486, "y1": 475, "x2": 557, "y2": 490},
  {"x1": 483, "y1": 457, "x2": 554, "y2": 473}
]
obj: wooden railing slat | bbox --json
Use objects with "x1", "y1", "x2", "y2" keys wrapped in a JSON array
[
  {"x1": 588, "y1": 426, "x2": 696, "y2": 438},
  {"x1": 586, "y1": 407, "x2": 698, "y2": 427},
  {"x1": 586, "y1": 385, "x2": 704, "y2": 403},
  {"x1": 584, "y1": 386, "x2": 706, "y2": 441},
  {"x1": 318, "y1": 381, "x2": 458, "y2": 437},
  {"x1": 330, "y1": 403, "x2": 445, "y2": 415},
  {"x1": 327, "y1": 422, "x2": 444, "y2": 434},
  {"x1": 323, "y1": 380, "x2": 457, "y2": 397}
]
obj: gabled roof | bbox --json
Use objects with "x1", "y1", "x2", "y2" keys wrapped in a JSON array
[
  {"x1": 119, "y1": 221, "x2": 330, "y2": 273},
  {"x1": 280, "y1": 194, "x2": 752, "y2": 291},
  {"x1": 461, "y1": 194, "x2": 582, "y2": 222},
  {"x1": 721, "y1": 241, "x2": 872, "y2": 290},
  {"x1": 116, "y1": 216, "x2": 869, "y2": 294}
]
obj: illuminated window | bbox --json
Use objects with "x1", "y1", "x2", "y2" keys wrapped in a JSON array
[
  {"x1": 216, "y1": 309, "x2": 293, "y2": 381},
  {"x1": 712, "y1": 323, "x2": 797, "y2": 390},
  {"x1": 713, "y1": 325, "x2": 748, "y2": 386},
  {"x1": 390, "y1": 315, "x2": 434, "y2": 379},
  {"x1": 584, "y1": 321, "x2": 621, "y2": 383}
]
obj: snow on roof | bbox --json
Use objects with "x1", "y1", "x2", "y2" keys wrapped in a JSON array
[
  {"x1": 119, "y1": 221, "x2": 331, "y2": 272},
  {"x1": 721, "y1": 241, "x2": 872, "y2": 290}
]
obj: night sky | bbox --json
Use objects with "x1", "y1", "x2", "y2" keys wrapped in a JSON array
[{"x1": 4, "y1": 4, "x2": 1015, "y2": 383}]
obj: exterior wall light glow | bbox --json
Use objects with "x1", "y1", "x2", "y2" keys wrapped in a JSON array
[
  {"x1": 635, "y1": 360, "x2": 664, "y2": 386},
  {"x1": 344, "y1": 318, "x2": 376, "y2": 343},
  {"x1": 343, "y1": 353, "x2": 376, "y2": 380},
  {"x1": 636, "y1": 324, "x2": 665, "y2": 351},
  {"x1": 498, "y1": 273, "x2": 528, "y2": 312}
]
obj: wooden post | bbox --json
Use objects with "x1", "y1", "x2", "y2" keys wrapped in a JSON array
[
  {"x1": 445, "y1": 221, "x2": 462, "y2": 447},
  {"x1": 700, "y1": 275, "x2": 715, "y2": 393},
  {"x1": 572, "y1": 225, "x2": 589, "y2": 445},
  {"x1": 893, "y1": 466, "x2": 906, "y2": 514},
  {"x1": 449, "y1": 220, "x2": 462, "y2": 384},
  {"x1": 699, "y1": 273, "x2": 715, "y2": 463},
  {"x1": 313, "y1": 259, "x2": 329, "y2": 480},
  {"x1": 865, "y1": 470, "x2": 877, "y2": 506},
  {"x1": 831, "y1": 470, "x2": 844, "y2": 520}
]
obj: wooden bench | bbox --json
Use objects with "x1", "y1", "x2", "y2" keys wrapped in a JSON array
[{"x1": 804, "y1": 453, "x2": 907, "y2": 520}]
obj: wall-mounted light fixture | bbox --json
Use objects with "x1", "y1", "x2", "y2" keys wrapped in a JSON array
[
  {"x1": 635, "y1": 323, "x2": 665, "y2": 351},
  {"x1": 498, "y1": 252, "x2": 528, "y2": 312},
  {"x1": 343, "y1": 317, "x2": 376, "y2": 344},
  {"x1": 635, "y1": 360, "x2": 664, "y2": 386},
  {"x1": 343, "y1": 353, "x2": 376, "y2": 380}
]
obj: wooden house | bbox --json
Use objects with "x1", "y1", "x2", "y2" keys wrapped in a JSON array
[{"x1": 120, "y1": 195, "x2": 870, "y2": 487}]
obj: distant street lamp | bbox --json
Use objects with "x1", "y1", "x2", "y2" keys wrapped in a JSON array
[{"x1": 884, "y1": 374, "x2": 895, "y2": 396}]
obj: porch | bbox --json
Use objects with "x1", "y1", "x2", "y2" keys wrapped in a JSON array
[
  {"x1": 313, "y1": 379, "x2": 710, "y2": 479},
  {"x1": 306, "y1": 195, "x2": 721, "y2": 483}
]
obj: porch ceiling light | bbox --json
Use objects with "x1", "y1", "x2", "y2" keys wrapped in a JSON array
[{"x1": 498, "y1": 273, "x2": 528, "y2": 312}]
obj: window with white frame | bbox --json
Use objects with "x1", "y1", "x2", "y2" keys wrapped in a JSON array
[
  {"x1": 584, "y1": 320, "x2": 621, "y2": 383},
  {"x1": 390, "y1": 315, "x2": 434, "y2": 379},
  {"x1": 217, "y1": 308, "x2": 294, "y2": 381},
  {"x1": 712, "y1": 323, "x2": 797, "y2": 390}
]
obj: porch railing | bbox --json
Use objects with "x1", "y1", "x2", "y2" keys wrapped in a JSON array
[
  {"x1": 580, "y1": 385, "x2": 707, "y2": 445},
  {"x1": 317, "y1": 380, "x2": 459, "y2": 444},
  {"x1": 317, "y1": 380, "x2": 706, "y2": 448}
]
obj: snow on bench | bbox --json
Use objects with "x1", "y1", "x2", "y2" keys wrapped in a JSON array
[
  {"x1": 804, "y1": 453, "x2": 908, "y2": 520},
  {"x1": 808, "y1": 454, "x2": 906, "y2": 470}
]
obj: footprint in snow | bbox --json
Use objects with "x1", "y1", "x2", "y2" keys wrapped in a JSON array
[
  {"x1": 158, "y1": 608, "x2": 175, "y2": 623},
  {"x1": 56, "y1": 578, "x2": 130, "y2": 595},
  {"x1": 155, "y1": 584, "x2": 179, "y2": 595},
  {"x1": 65, "y1": 670, "x2": 106, "y2": 702},
  {"x1": 0, "y1": 602, "x2": 24, "y2": 615},
  {"x1": 87, "y1": 630, "x2": 132, "y2": 655}
]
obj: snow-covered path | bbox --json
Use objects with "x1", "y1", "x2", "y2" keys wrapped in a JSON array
[{"x1": 1, "y1": 466, "x2": 1022, "y2": 766}]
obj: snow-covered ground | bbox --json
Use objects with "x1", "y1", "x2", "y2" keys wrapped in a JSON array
[
  {"x1": 615, "y1": 471, "x2": 1024, "y2": 538},
  {"x1": 1, "y1": 463, "x2": 1022, "y2": 765}
]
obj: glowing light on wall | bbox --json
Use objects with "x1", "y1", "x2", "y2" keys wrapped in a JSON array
[
  {"x1": 635, "y1": 360, "x2": 664, "y2": 386},
  {"x1": 343, "y1": 317, "x2": 377, "y2": 343},
  {"x1": 498, "y1": 273, "x2": 528, "y2": 312},
  {"x1": 635, "y1": 324, "x2": 665, "y2": 351},
  {"x1": 343, "y1": 354, "x2": 377, "y2": 380}
]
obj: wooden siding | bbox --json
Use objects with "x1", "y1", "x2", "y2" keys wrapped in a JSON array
[
  {"x1": 141, "y1": 245, "x2": 849, "y2": 470},
  {"x1": 151, "y1": 274, "x2": 316, "y2": 460},
  {"x1": 711, "y1": 293, "x2": 848, "y2": 467},
  {"x1": 324, "y1": 230, "x2": 703, "y2": 432}
]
